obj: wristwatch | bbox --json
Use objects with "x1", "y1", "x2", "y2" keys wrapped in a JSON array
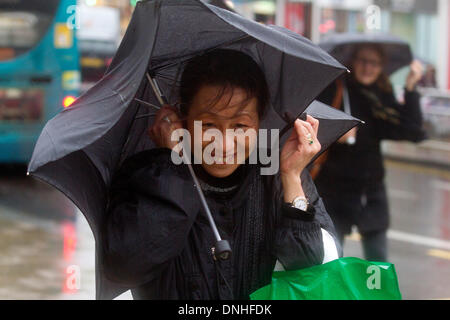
[{"x1": 289, "y1": 196, "x2": 309, "y2": 211}]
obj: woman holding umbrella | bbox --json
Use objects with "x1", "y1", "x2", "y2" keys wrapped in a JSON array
[
  {"x1": 102, "y1": 49, "x2": 341, "y2": 300},
  {"x1": 314, "y1": 41, "x2": 425, "y2": 262},
  {"x1": 28, "y1": 0, "x2": 355, "y2": 299}
]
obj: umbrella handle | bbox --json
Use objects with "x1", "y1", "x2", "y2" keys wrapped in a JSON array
[{"x1": 147, "y1": 73, "x2": 231, "y2": 261}]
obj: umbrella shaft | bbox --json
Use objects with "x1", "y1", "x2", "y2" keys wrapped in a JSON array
[
  {"x1": 183, "y1": 152, "x2": 222, "y2": 242},
  {"x1": 147, "y1": 74, "x2": 222, "y2": 242},
  {"x1": 146, "y1": 73, "x2": 166, "y2": 106}
]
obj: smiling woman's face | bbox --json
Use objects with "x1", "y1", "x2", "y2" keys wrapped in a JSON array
[{"x1": 185, "y1": 84, "x2": 260, "y2": 178}]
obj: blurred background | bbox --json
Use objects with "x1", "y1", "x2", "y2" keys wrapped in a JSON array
[{"x1": 0, "y1": 0, "x2": 449, "y2": 299}]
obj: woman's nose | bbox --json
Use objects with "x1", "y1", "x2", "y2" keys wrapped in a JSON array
[{"x1": 222, "y1": 132, "x2": 236, "y2": 156}]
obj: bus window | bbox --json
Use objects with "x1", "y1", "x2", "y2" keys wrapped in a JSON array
[{"x1": 0, "y1": 0, "x2": 59, "y2": 61}]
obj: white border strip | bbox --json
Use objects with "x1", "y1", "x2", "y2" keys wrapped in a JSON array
[{"x1": 387, "y1": 229, "x2": 450, "y2": 251}]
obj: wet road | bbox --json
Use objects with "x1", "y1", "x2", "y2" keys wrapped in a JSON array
[
  {"x1": 344, "y1": 160, "x2": 450, "y2": 300},
  {"x1": 0, "y1": 161, "x2": 449, "y2": 300},
  {"x1": 0, "y1": 165, "x2": 97, "y2": 299}
]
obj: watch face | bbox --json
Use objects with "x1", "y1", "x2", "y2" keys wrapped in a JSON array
[{"x1": 293, "y1": 198, "x2": 308, "y2": 211}]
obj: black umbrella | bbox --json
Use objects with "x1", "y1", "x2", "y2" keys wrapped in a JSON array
[
  {"x1": 28, "y1": 0, "x2": 350, "y2": 299},
  {"x1": 208, "y1": 0, "x2": 236, "y2": 13},
  {"x1": 319, "y1": 32, "x2": 413, "y2": 74},
  {"x1": 299, "y1": 100, "x2": 361, "y2": 163}
]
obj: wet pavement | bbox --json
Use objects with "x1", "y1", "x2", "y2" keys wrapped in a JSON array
[
  {"x1": 0, "y1": 160, "x2": 449, "y2": 300},
  {"x1": 0, "y1": 166, "x2": 97, "y2": 299},
  {"x1": 344, "y1": 160, "x2": 450, "y2": 300}
]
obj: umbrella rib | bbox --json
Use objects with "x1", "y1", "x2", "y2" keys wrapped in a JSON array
[
  {"x1": 135, "y1": 113, "x2": 157, "y2": 119},
  {"x1": 151, "y1": 73, "x2": 182, "y2": 90},
  {"x1": 146, "y1": 73, "x2": 231, "y2": 260},
  {"x1": 168, "y1": 62, "x2": 182, "y2": 102},
  {"x1": 146, "y1": 73, "x2": 167, "y2": 106},
  {"x1": 151, "y1": 73, "x2": 179, "y2": 82},
  {"x1": 134, "y1": 98, "x2": 160, "y2": 110}
]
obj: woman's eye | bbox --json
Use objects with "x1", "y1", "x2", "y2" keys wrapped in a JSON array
[
  {"x1": 203, "y1": 123, "x2": 214, "y2": 127},
  {"x1": 235, "y1": 123, "x2": 248, "y2": 129}
]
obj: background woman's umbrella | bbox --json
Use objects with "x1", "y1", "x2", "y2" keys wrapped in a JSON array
[
  {"x1": 319, "y1": 32, "x2": 413, "y2": 74},
  {"x1": 28, "y1": 0, "x2": 351, "y2": 299}
]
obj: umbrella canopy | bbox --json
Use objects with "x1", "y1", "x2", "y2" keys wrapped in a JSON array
[
  {"x1": 207, "y1": 0, "x2": 236, "y2": 12},
  {"x1": 28, "y1": 0, "x2": 350, "y2": 299},
  {"x1": 319, "y1": 32, "x2": 413, "y2": 75},
  {"x1": 300, "y1": 100, "x2": 361, "y2": 164}
]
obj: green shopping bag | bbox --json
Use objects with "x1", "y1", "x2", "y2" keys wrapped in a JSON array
[{"x1": 250, "y1": 257, "x2": 401, "y2": 300}]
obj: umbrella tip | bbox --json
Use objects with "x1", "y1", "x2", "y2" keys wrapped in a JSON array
[{"x1": 346, "y1": 69, "x2": 351, "y2": 73}]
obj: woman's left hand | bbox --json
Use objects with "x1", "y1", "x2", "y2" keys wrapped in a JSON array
[
  {"x1": 406, "y1": 60, "x2": 424, "y2": 91},
  {"x1": 280, "y1": 115, "x2": 321, "y2": 179},
  {"x1": 280, "y1": 115, "x2": 321, "y2": 203}
]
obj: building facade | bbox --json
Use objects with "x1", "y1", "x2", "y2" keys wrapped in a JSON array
[{"x1": 275, "y1": 0, "x2": 449, "y2": 90}]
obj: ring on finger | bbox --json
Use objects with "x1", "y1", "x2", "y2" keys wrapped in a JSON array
[{"x1": 306, "y1": 133, "x2": 314, "y2": 145}]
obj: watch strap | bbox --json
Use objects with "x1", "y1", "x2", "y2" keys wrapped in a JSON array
[{"x1": 281, "y1": 202, "x2": 315, "y2": 221}]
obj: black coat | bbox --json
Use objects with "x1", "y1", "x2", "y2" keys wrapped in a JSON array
[
  {"x1": 100, "y1": 148, "x2": 340, "y2": 300},
  {"x1": 315, "y1": 77, "x2": 426, "y2": 234},
  {"x1": 316, "y1": 77, "x2": 425, "y2": 192}
]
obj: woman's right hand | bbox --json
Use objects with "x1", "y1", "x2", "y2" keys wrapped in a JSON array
[
  {"x1": 148, "y1": 105, "x2": 183, "y2": 149},
  {"x1": 406, "y1": 60, "x2": 424, "y2": 91}
]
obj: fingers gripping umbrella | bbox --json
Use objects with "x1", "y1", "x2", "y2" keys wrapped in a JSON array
[
  {"x1": 319, "y1": 32, "x2": 413, "y2": 75},
  {"x1": 298, "y1": 100, "x2": 361, "y2": 164},
  {"x1": 28, "y1": 0, "x2": 350, "y2": 299}
]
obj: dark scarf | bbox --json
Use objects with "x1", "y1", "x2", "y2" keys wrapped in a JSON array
[
  {"x1": 348, "y1": 77, "x2": 401, "y2": 125},
  {"x1": 193, "y1": 162, "x2": 275, "y2": 298},
  {"x1": 240, "y1": 166, "x2": 271, "y2": 296}
]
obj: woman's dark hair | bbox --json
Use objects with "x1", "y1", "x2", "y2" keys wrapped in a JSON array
[
  {"x1": 349, "y1": 43, "x2": 393, "y2": 93},
  {"x1": 179, "y1": 49, "x2": 269, "y2": 119}
]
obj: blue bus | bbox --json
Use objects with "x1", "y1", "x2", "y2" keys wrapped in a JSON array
[{"x1": 0, "y1": 0, "x2": 79, "y2": 163}]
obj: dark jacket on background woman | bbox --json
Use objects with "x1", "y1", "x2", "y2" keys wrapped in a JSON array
[
  {"x1": 316, "y1": 76, "x2": 426, "y2": 236},
  {"x1": 101, "y1": 148, "x2": 340, "y2": 300}
]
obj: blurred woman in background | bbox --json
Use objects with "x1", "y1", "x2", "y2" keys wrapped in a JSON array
[{"x1": 315, "y1": 43, "x2": 425, "y2": 262}]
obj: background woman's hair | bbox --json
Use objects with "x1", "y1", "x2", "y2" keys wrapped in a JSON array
[
  {"x1": 179, "y1": 49, "x2": 269, "y2": 119},
  {"x1": 349, "y1": 43, "x2": 393, "y2": 94}
]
